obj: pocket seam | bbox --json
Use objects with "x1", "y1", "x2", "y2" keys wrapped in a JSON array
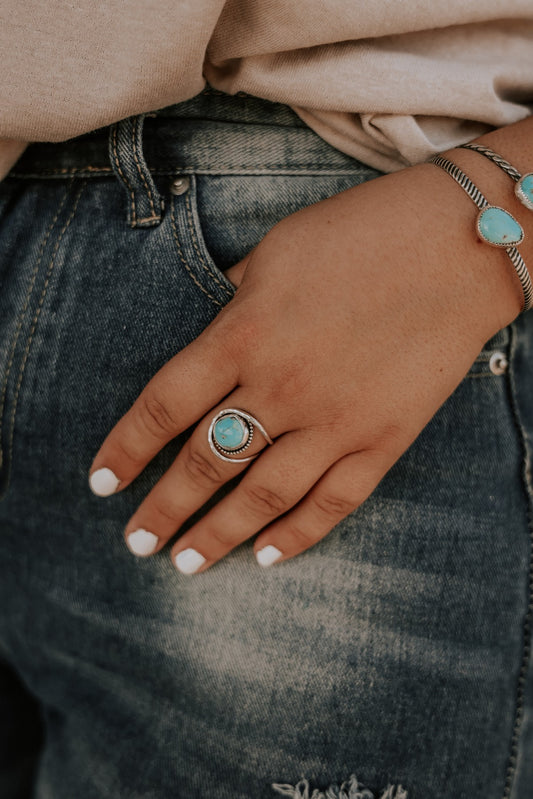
[
  {"x1": 170, "y1": 193, "x2": 226, "y2": 308},
  {"x1": 184, "y1": 189, "x2": 234, "y2": 300},
  {"x1": 0, "y1": 186, "x2": 71, "y2": 478},
  {"x1": 1, "y1": 181, "x2": 86, "y2": 498}
]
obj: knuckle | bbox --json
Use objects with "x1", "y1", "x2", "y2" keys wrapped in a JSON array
[
  {"x1": 285, "y1": 523, "x2": 319, "y2": 549},
  {"x1": 217, "y1": 311, "x2": 261, "y2": 359},
  {"x1": 137, "y1": 394, "x2": 177, "y2": 438},
  {"x1": 312, "y1": 492, "x2": 356, "y2": 519},
  {"x1": 264, "y1": 361, "x2": 311, "y2": 408},
  {"x1": 240, "y1": 483, "x2": 289, "y2": 518},
  {"x1": 209, "y1": 527, "x2": 240, "y2": 548},
  {"x1": 183, "y1": 449, "x2": 224, "y2": 487},
  {"x1": 112, "y1": 435, "x2": 145, "y2": 468},
  {"x1": 368, "y1": 422, "x2": 406, "y2": 457},
  {"x1": 150, "y1": 496, "x2": 184, "y2": 526}
]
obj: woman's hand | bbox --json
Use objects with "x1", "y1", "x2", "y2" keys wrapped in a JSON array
[{"x1": 89, "y1": 158, "x2": 522, "y2": 573}]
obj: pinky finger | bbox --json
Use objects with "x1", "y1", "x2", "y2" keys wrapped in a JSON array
[{"x1": 253, "y1": 449, "x2": 391, "y2": 566}]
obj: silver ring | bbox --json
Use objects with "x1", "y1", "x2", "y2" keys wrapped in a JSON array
[{"x1": 208, "y1": 408, "x2": 274, "y2": 463}]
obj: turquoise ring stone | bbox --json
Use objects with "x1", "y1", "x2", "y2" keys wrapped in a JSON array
[
  {"x1": 208, "y1": 408, "x2": 274, "y2": 463},
  {"x1": 213, "y1": 414, "x2": 251, "y2": 452},
  {"x1": 516, "y1": 173, "x2": 533, "y2": 211},
  {"x1": 476, "y1": 206, "x2": 524, "y2": 248}
]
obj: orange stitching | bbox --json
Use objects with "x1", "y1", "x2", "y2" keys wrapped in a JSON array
[
  {"x1": 0, "y1": 186, "x2": 70, "y2": 472},
  {"x1": 11, "y1": 165, "x2": 112, "y2": 176},
  {"x1": 170, "y1": 199, "x2": 222, "y2": 308},
  {"x1": 9, "y1": 163, "x2": 364, "y2": 177},
  {"x1": 5, "y1": 182, "x2": 86, "y2": 493},
  {"x1": 131, "y1": 116, "x2": 157, "y2": 219},
  {"x1": 468, "y1": 372, "x2": 504, "y2": 379},
  {"x1": 11, "y1": 165, "x2": 362, "y2": 179},
  {"x1": 184, "y1": 188, "x2": 233, "y2": 298},
  {"x1": 111, "y1": 124, "x2": 136, "y2": 225}
]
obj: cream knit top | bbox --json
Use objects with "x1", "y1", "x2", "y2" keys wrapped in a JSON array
[{"x1": 0, "y1": 1, "x2": 532, "y2": 179}]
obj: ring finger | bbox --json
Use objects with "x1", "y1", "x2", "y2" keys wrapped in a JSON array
[{"x1": 123, "y1": 394, "x2": 285, "y2": 558}]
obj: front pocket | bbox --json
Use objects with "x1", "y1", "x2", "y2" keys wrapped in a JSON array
[
  {"x1": 168, "y1": 174, "x2": 237, "y2": 309},
  {"x1": 167, "y1": 168, "x2": 385, "y2": 309}
]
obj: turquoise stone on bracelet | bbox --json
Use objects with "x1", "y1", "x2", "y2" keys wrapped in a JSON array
[
  {"x1": 476, "y1": 206, "x2": 524, "y2": 248},
  {"x1": 213, "y1": 414, "x2": 250, "y2": 451},
  {"x1": 516, "y1": 173, "x2": 533, "y2": 211}
]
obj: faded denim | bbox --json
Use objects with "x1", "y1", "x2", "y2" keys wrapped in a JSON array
[{"x1": 0, "y1": 89, "x2": 532, "y2": 799}]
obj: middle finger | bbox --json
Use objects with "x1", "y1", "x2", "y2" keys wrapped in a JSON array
[{"x1": 123, "y1": 396, "x2": 284, "y2": 557}]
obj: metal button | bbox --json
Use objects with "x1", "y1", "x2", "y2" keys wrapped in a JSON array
[
  {"x1": 489, "y1": 351, "x2": 508, "y2": 375},
  {"x1": 170, "y1": 176, "x2": 190, "y2": 196}
]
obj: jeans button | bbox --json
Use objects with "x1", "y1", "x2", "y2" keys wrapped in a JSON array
[
  {"x1": 489, "y1": 351, "x2": 508, "y2": 375},
  {"x1": 170, "y1": 176, "x2": 190, "y2": 196}
]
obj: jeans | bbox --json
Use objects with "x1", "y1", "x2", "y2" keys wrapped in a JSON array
[{"x1": 0, "y1": 88, "x2": 532, "y2": 799}]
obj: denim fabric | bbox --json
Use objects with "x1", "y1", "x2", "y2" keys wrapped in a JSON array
[{"x1": 0, "y1": 88, "x2": 532, "y2": 799}]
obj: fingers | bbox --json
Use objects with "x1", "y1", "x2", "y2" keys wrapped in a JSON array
[
  {"x1": 252, "y1": 449, "x2": 392, "y2": 564},
  {"x1": 88, "y1": 300, "x2": 398, "y2": 574},
  {"x1": 89, "y1": 329, "x2": 239, "y2": 496},
  {"x1": 123, "y1": 394, "x2": 284, "y2": 557},
  {"x1": 121, "y1": 383, "x2": 395, "y2": 573},
  {"x1": 169, "y1": 429, "x2": 336, "y2": 573}
]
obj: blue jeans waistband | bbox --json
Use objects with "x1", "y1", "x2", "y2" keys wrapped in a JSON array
[
  {"x1": 9, "y1": 87, "x2": 378, "y2": 230},
  {"x1": 9, "y1": 88, "x2": 369, "y2": 181}
]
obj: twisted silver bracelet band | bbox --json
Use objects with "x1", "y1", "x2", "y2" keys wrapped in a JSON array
[
  {"x1": 429, "y1": 154, "x2": 532, "y2": 312},
  {"x1": 459, "y1": 143, "x2": 533, "y2": 212},
  {"x1": 459, "y1": 144, "x2": 522, "y2": 180}
]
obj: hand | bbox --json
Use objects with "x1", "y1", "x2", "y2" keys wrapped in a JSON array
[{"x1": 89, "y1": 160, "x2": 521, "y2": 573}]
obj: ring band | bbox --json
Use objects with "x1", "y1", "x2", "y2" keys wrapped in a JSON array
[{"x1": 208, "y1": 408, "x2": 274, "y2": 463}]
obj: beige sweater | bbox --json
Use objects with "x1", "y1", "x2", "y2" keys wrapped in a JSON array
[{"x1": 1, "y1": 1, "x2": 532, "y2": 180}]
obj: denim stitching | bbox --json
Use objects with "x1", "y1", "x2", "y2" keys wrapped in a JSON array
[
  {"x1": 184, "y1": 187, "x2": 233, "y2": 298},
  {"x1": 501, "y1": 323, "x2": 533, "y2": 799},
  {"x1": 136, "y1": 215, "x2": 162, "y2": 224},
  {"x1": 10, "y1": 164, "x2": 365, "y2": 177},
  {"x1": 110, "y1": 124, "x2": 136, "y2": 225},
  {"x1": 161, "y1": 163, "x2": 371, "y2": 172},
  {"x1": 4, "y1": 182, "x2": 86, "y2": 495},
  {"x1": 131, "y1": 116, "x2": 158, "y2": 221},
  {"x1": 467, "y1": 372, "x2": 506, "y2": 379},
  {"x1": 10, "y1": 166, "x2": 114, "y2": 176},
  {"x1": 0, "y1": 185, "x2": 70, "y2": 475},
  {"x1": 170, "y1": 198, "x2": 222, "y2": 308}
]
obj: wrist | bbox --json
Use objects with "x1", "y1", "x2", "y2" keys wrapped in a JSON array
[
  {"x1": 399, "y1": 161, "x2": 522, "y2": 339},
  {"x1": 435, "y1": 118, "x2": 533, "y2": 328},
  {"x1": 411, "y1": 168, "x2": 523, "y2": 334}
]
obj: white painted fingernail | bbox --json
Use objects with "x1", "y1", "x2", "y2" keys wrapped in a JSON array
[
  {"x1": 174, "y1": 548, "x2": 206, "y2": 575},
  {"x1": 127, "y1": 529, "x2": 159, "y2": 556},
  {"x1": 256, "y1": 545, "x2": 283, "y2": 567},
  {"x1": 89, "y1": 467, "x2": 120, "y2": 497}
]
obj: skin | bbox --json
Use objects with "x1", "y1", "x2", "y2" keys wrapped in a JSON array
[{"x1": 89, "y1": 117, "x2": 533, "y2": 573}]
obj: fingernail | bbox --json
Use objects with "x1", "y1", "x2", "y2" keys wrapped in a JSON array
[
  {"x1": 127, "y1": 529, "x2": 159, "y2": 556},
  {"x1": 256, "y1": 545, "x2": 283, "y2": 567},
  {"x1": 89, "y1": 467, "x2": 120, "y2": 497},
  {"x1": 174, "y1": 548, "x2": 206, "y2": 575}
]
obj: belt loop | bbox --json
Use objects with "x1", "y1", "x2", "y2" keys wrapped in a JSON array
[{"x1": 108, "y1": 113, "x2": 162, "y2": 228}]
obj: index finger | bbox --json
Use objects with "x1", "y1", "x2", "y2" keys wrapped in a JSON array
[{"x1": 88, "y1": 328, "x2": 238, "y2": 496}]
